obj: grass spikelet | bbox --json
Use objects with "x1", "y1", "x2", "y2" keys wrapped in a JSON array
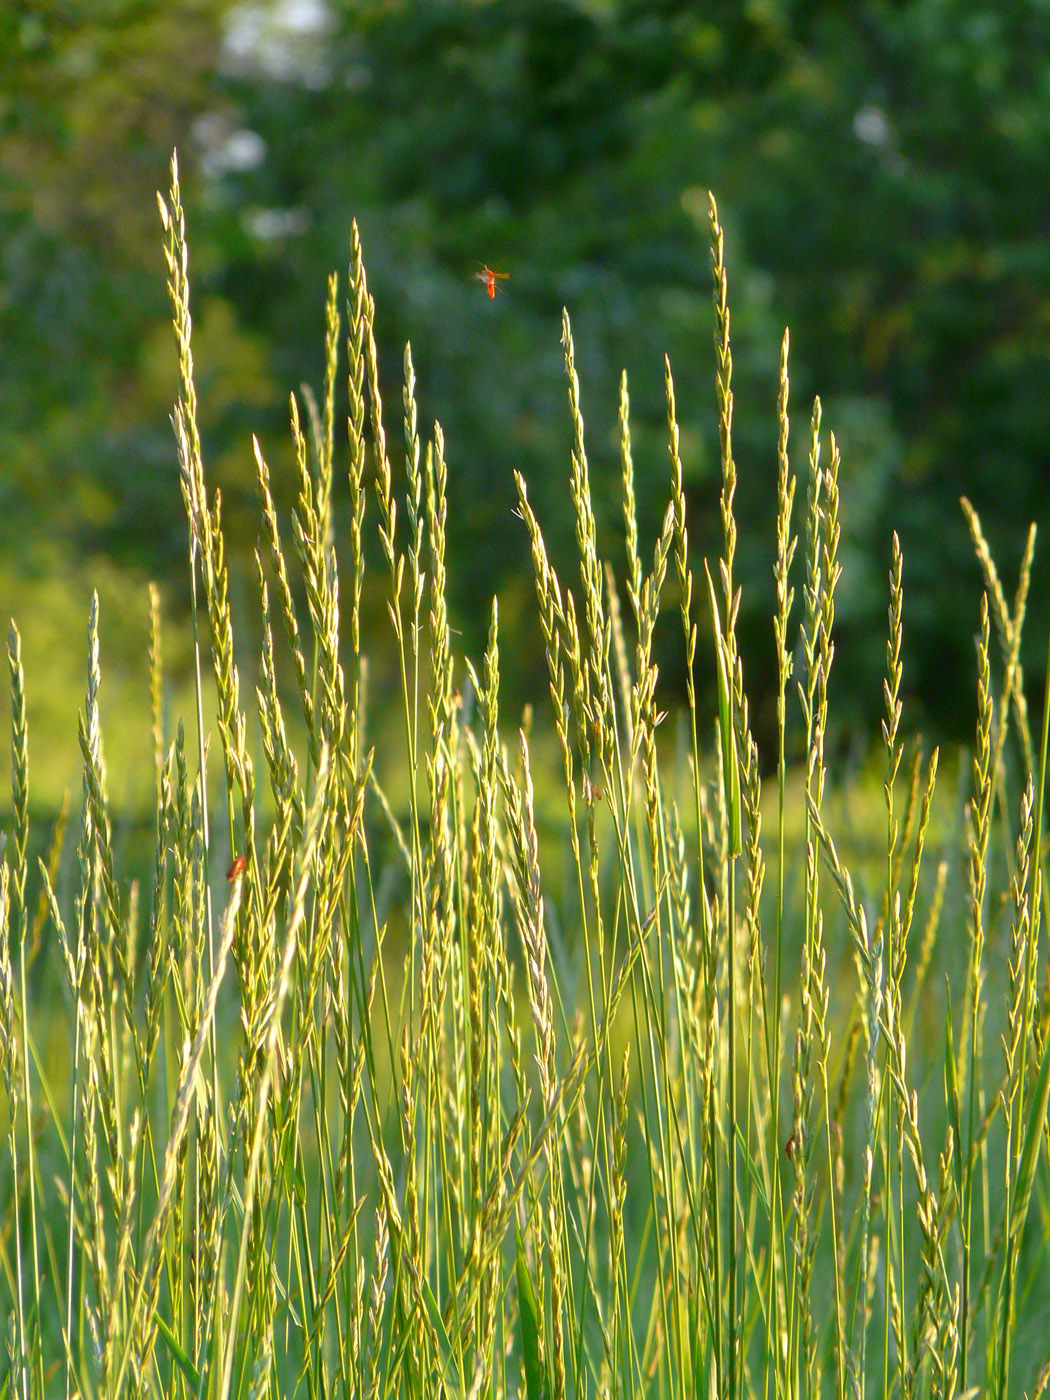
[
  {"x1": 959, "y1": 593, "x2": 994, "y2": 1391},
  {"x1": 619, "y1": 370, "x2": 642, "y2": 628},
  {"x1": 148, "y1": 583, "x2": 165, "y2": 805},
  {"x1": 961, "y1": 496, "x2": 1035, "y2": 774},
  {"x1": 290, "y1": 389, "x2": 347, "y2": 750},
  {"x1": 561, "y1": 310, "x2": 607, "y2": 725},
  {"x1": 426, "y1": 425, "x2": 454, "y2": 740},
  {"x1": 319, "y1": 268, "x2": 340, "y2": 544},
  {"x1": 347, "y1": 220, "x2": 369, "y2": 726},
  {"x1": 254, "y1": 435, "x2": 315, "y2": 745}
]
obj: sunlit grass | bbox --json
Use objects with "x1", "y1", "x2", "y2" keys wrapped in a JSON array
[{"x1": 2, "y1": 154, "x2": 1049, "y2": 1400}]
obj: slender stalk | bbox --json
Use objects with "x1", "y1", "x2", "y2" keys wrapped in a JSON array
[
  {"x1": 961, "y1": 597, "x2": 994, "y2": 1395},
  {"x1": 767, "y1": 328, "x2": 796, "y2": 1400},
  {"x1": 7, "y1": 624, "x2": 41, "y2": 1400}
]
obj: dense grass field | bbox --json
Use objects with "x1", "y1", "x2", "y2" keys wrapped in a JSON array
[{"x1": 2, "y1": 157, "x2": 1049, "y2": 1399}]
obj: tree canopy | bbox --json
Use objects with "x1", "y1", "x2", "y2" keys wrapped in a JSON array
[{"x1": 4, "y1": 0, "x2": 1049, "y2": 793}]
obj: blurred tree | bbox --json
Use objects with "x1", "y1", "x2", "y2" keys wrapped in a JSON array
[
  {"x1": 3, "y1": 0, "x2": 1049, "y2": 783},
  {"x1": 208, "y1": 0, "x2": 1050, "y2": 746},
  {"x1": 708, "y1": 0, "x2": 1050, "y2": 739},
  {"x1": 0, "y1": 0, "x2": 269, "y2": 582},
  {"x1": 212, "y1": 0, "x2": 786, "y2": 735}
]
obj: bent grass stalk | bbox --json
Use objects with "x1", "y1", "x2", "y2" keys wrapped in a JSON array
[{"x1": 1, "y1": 158, "x2": 1049, "y2": 1400}]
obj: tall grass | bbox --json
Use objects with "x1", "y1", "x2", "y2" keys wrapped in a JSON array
[{"x1": 2, "y1": 154, "x2": 1049, "y2": 1400}]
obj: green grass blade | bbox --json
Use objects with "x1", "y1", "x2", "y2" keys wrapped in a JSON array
[
  {"x1": 1009, "y1": 1027, "x2": 1050, "y2": 1243},
  {"x1": 516, "y1": 1223, "x2": 548, "y2": 1400}
]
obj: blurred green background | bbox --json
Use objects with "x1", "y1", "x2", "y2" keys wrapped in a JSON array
[{"x1": 3, "y1": 0, "x2": 1049, "y2": 812}]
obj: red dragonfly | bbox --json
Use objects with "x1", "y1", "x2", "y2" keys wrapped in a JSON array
[{"x1": 473, "y1": 264, "x2": 509, "y2": 299}]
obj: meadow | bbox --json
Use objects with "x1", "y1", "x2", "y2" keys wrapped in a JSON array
[{"x1": 1, "y1": 156, "x2": 1049, "y2": 1399}]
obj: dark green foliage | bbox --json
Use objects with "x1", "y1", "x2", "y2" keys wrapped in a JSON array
[{"x1": 4, "y1": 0, "x2": 1050, "y2": 771}]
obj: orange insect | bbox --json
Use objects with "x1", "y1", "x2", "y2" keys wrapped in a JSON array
[
  {"x1": 473, "y1": 264, "x2": 509, "y2": 299},
  {"x1": 227, "y1": 854, "x2": 248, "y2": 882}
]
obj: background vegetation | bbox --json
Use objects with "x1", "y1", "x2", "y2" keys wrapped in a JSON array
[
  {"x1": 4, "y1": 0, "x2": 1050, "y2": 810},
  {"x1": 1, "y1": 161, "x2": 1048, "y2": 1399}
]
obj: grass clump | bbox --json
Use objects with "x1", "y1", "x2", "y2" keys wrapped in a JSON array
[{"x1": 2, "y1": 156, "x2": 1050, "y2": 1400}]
